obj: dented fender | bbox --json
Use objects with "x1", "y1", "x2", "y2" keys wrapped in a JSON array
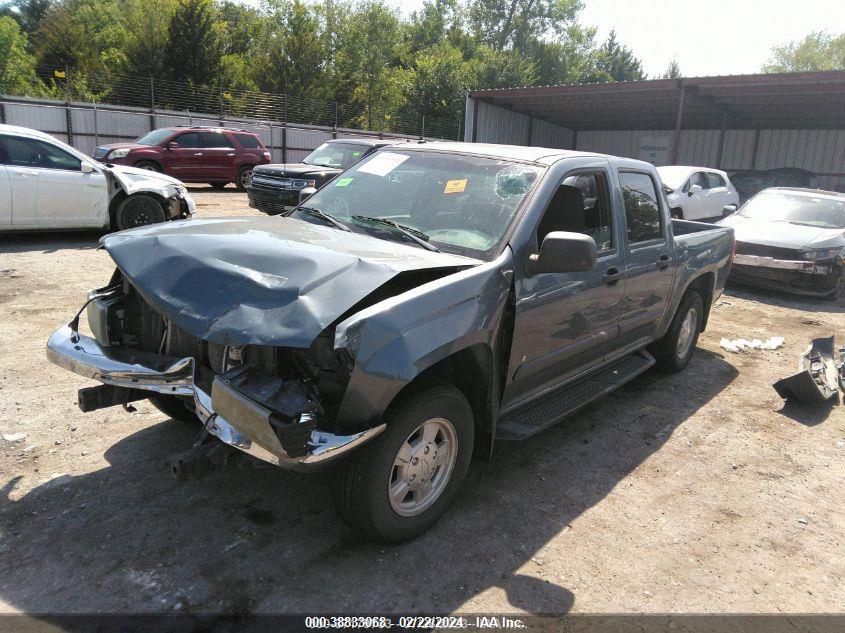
[{"x1": 334, "y1": 249, "x2": 515, "y2": 427}]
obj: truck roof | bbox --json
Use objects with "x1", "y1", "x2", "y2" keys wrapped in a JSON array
[{"x1": 409, "y1": 141, "x2": 636, "y2": 167}]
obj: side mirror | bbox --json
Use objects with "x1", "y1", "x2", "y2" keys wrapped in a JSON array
[
  {"x1": 722, "y1": 204, "x2": 737, "y2": 216},
  {"x1": 688, "y1": 184, "x2": 703, "y2": 196},
  {"x1": 80, "y1": 162, "x2": 96, "y2": 174},
  {"x1": 528, "y1": 232, "x2": 597, "y2": 275},
  {"x1": 166, "y1": 141, "x2": 179, "y2": 150},
  {"x1": 299, "y1": 186, "x2": 317, "y2": 203}
]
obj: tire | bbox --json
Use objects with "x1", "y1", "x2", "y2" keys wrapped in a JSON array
[
  {"x1": 333, "y1": 383, "x2": 474, "y2": 543},
  {"x1": 135, "y1": 160, "x2": 162, "y2": 172},
  {"x1": 651, "y1": 289, "x2": 704, "y2": 374},
  {"x1": 209, "y1": 182, "x2": 228, "y2": 190},
  {"x1": 236, "y1": 165, "x2": 254, "y2": 191},
  {"x1": 148, "y1": 394, "x2": 197, "y2": 423},
  {"x1": 115, "y1": 194, "x2": 166, "y2": 231},
  {"x1": 824, "y1": 276, "x2": 843, "y2": 301},
  {"x1": 670, "y1": 208, "x2": 684, "y2": 219}
]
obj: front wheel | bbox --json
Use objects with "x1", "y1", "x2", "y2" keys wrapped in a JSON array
[
  {"x1": 114, "y1": 194, "x2": 166, "y2": 231},
  {"x1": 651, "y1": 289, "x2": 704, "y2": 373},
  {"x1": 333, "y1": 383, "x2": 474, "y2": 542},
  {"x1": 135, "y1": 160, "x2": 162, "y2": 172}
]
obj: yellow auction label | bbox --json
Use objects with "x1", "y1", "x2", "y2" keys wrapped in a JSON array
[{"x1": 444, "y1": 179, "x2": 467, "y2": 194}]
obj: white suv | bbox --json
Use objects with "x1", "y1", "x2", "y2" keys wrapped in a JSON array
[
  {"x1": 0, "y1": 124, "x2": 195, "y2": 232},
  {"x1": 657, "y1": 166, "x2": 739, "y2": 221}
]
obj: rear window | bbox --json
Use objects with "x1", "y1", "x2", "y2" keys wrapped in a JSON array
[
  {"x1": 199, "y1": 132, "x2": 232, "y2": 148},
  {"x1": 234, "y1": 133, "x2": 263, "y2": 149},
  {"x1": 619, "y1": 171, "x2": 663, "y2": 243}
]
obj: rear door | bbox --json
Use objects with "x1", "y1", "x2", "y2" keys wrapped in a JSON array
[
  {"x1": 615, "y1": 170, "x2": 674, "y2": 348},
  {"x1": 504, "y1": 161, "x2": 626, "y2": 407},
  {"x1": 198, "y1": 131, "x2": 236, "y2": 180}
]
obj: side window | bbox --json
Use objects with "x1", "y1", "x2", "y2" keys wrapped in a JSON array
[
  {"x1": 537, "y1": 170, "x2": 614, "y2": 252},
  {"x1": 199, "y1": 132, "x2": 232, "y2": 148},
  {"x1": 0, "y1": 135, "x2": 80, "y2": 171},
  {"x1": 234, "y1": 133, "x2": 262, "y2": 148},
  {"x1": 707, "y1": 172, "x2": 725, "y2": 188},
  {"x1": 175, "y1": 132, "x2": 202, "y2": 148},
  {"x1": 619, "y1": 171, "x2": 663, "y2": 243},
  {"x1": 692, "y1": 172, "x2": 709, "y2": 189}
]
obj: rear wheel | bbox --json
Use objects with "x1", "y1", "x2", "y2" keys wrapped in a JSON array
[
  {"x1": 236, "y1": 165, "x2": 254, "y2": 191},
  {"x1": 651, "y1": 289, "x2": 704, "y2": 373},
  {"x1": 333, "y1": 383, "x2": 474, "y2": 542},
  {"x1": 148, "y1": 394, "x2": 197, "y2": 423},
  {"x1": 135, "y1": 160, "x2": 162, "y2": 172},
  {"x1": 115, "y1": 194, "x2": 166, "y2": 231}
]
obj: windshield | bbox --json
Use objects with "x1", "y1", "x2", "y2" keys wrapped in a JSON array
[
  {"x1": 740, "y1": 191, "x2": 845, "y2": 229},
  {"x1": 290, "y1": 149, "x2": 543, "y2": 259},
  {"x1": 303, "y1": 142, "x2": 370, "y2": 169},
  {"x1": 135, "y1": 129, "x2": 176, "y2": 146}
]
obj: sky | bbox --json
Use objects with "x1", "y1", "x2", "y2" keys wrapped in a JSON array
[{"x1": 388, "y1": 0, "x2": 845, "y2": 78}]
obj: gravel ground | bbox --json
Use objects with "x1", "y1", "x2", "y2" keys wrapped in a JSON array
[{"x1": 0, "y1": 186, "x2": 843, "y2": 615}]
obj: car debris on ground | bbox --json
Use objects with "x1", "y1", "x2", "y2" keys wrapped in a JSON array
[
  {"x1": 773, "y1": 336, "x2": 843, "y2": 404},
  {"x1": 720, "y1": 337, "x2": 785, "y2": 352}
]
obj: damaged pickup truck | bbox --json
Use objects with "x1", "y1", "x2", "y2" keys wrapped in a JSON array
[{"x1": 47, "y1": 142, "x2": 734, "y2": 542}]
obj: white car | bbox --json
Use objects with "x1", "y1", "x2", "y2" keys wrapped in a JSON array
[
  {"x1": 0, "y1": 124, "x2": 195, "y2": 231},
  {"x1": 657, "y1": 166, "x2": 739, "y2": 221}
]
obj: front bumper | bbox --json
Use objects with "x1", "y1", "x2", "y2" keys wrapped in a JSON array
[
  {"x1": 730, "y1": 254, "x2": 842, "y2": 297},
  {"x1": 246, "y1": 186, "x2": 299, "y2": 215},
  {"x1": 46, "y1": 324, "x2": 384, "y2": 471}
]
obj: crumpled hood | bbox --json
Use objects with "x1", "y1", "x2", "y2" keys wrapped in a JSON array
[
  {"x1": 719, "y1": 214, "x2": 845, "y2": 249},
  {"x1": 101, "y1": 216, "x2": 477, "y2": 348},
  {"x1": 105, "y1": 164, "x2": 183, "y2": 188}
]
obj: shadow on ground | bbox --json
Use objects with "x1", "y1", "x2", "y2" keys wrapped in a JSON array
[
  {"x1": 725, "y1": 283, "x2": 845, "y2": 314},
  {"x1": 0, "y1": 231, "x2": 102, "y2": 255},
  {"x1": 0, "y1": 351, "x2": 737, "y2": 618}
]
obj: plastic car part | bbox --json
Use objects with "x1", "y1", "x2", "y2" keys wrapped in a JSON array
[{"x1": 773, "y1": 336, "x2": 839, "y2": 403}]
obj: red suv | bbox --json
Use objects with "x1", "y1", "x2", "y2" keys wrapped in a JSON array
[{"x1": 92, "y1": 126, "x2": 271, "y2": 190}]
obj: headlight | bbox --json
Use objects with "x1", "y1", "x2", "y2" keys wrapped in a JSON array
[
  {"x1": 802, "y1": 248, "x2": 843, "y2": 261},
  {"x1": 108, "y1": 148, "x2": 131, "y2": 159}
]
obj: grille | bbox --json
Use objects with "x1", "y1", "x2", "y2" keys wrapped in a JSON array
[
  {"x1": 250, "y1": 174, "x2": 310, "y2": 191},
  {"x1": 735, "y1": 241, "x2": 804, "y2": 260}
]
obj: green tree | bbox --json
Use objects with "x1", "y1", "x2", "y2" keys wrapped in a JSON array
[
  {"x1": 405, "y1": 42, "x2": 470, "y2": 119},
  {"x1": 581, "y1": 29, "x2": 645, "y2": 83},
  {"x1": 0, "y1": 0, "x2": 52, "y2": 36},
  {"x1": 469, "y1": 44, "x2": 537, "y2": 89},
  {"x1": 118, "y1": 0, "x2": 176, "y2": 78},
  {"x1": 763, "y1": 31, "x2": 845, "y2": 72},
  {"x1": 660, "y1": 58, "x2": 681, "y2": 79},
  {"x1": 0, "y1": 15, "x2": 40, "y2": 93},
  {"x1": 163, "y1": 0, "x2": 221, "y2": 85},
  {"x1": 467, "y1": 0, "x2": 582, "y2": 52}
]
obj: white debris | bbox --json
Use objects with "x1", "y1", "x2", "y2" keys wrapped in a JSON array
[
  {"x1": 3, "y1": 432, "x2": 27, "y2": 442},
  {"x1": 720, "y1": 337, "x2": 784, "y2": 353}
]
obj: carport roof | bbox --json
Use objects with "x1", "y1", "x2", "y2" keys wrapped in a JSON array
[{"x1": 469, "y1": 71, "x2": 845, "y2": 130}]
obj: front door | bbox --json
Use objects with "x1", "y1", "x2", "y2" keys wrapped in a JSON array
[
  {"x1": 616, "y1": 170, "x2": 674, "y2": 348},
  {"x1": 504, "y1": 164, "x2": 626, "y2": 408},
  {"x1": 167, "y1": 131, "x2": 205, "y2": 179}
]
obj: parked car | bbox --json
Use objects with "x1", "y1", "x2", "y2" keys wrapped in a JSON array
[
  {"x1": 247, "y1": 138, "x2": 401, "y2": 214},
  {"x1": 0, "y1": 124, "x2": 194, "y2": 231},
  {"x1": 718, "y1": 187, "x2": 845, "y2": 299},
  {"x1": 657, "y1": 166, "x2": 739, "y2": 220},
  {"x1": 92, "y1": 126, "x2": 271, "y2": 191},
  {"x1": 47, "y1": 142, "x2": 734, "y2": 542},
  {"x1": 731, "y1": 167, "x2": 816, "y2": 204}
]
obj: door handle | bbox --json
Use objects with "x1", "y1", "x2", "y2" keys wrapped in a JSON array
[
  {"x1": 657, "y1": 254, "x2": 671, "y2": 270},
  {"x1": 226, "y1": 153, "x2": 235, "y2": 157},
  {"x1": 603, "y1": 267, "x2": 622, "y2": 285},
  {"x1": 193, "y1": 152, "x2": 203, "y2": 156}
]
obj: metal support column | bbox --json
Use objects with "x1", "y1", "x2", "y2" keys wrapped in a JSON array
[
  {"x1": 715, "y1": 110, "x2": 727, "y2": 168},
  {"x1": 471, "y1": 97, "x2": 479, "y2": 143},
  {"x1": 750, "y1": 128, "x2": 761, "y2": 170},
  {"x1": 670, "y1": 82, "x2": 686, "y2": 164},
  {"x1": 526, "y1": 115, "x2": 533, "y2": 146}
]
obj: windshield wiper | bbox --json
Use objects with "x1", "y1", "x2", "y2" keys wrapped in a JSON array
[
  {"x1": 351, "y1": 215, "x2": 440, "y2": 252},
  {"x1": 295, "y1": 206, "x2": 351, "y2": 232}
]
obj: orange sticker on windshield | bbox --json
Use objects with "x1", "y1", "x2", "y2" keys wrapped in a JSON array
[{"x1": 444, "y1": 179, "x2": 467, "y2": 194}]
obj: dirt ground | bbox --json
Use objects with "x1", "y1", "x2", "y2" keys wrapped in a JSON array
[{"x1": 0, "y1": 185, "x2": 843, "y2": 616}]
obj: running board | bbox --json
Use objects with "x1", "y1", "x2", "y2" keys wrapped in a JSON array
[{"x1": 496, "y1": 350, "x2": 655, "y2": 440}]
